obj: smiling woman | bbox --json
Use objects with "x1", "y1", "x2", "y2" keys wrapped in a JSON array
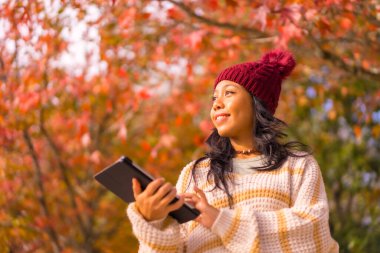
[{"x1": 127, "y1": 50, "x2": 339, "y2": 253}]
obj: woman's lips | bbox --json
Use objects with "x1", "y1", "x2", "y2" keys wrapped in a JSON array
[{"x1": 215, "y1": 114, "x2": 230, "y2": 123}]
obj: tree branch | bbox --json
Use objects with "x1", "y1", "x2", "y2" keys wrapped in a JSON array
[
  {"x1": 23, "y1": 128, "x2": 62, "y2": 253},
  {"x1": 38, "y1": 108, "x2": 91, "y2": 245},
  {"x1": 39, "y1": 48, "x2": 97, "y2": 251},
  {"x1": 160, "y1": 0, "x2": 275, "y2": 40},
  {"x1": 0, "y1": 56, "x2": 6, "y2": 83},
  {"x1": 309, "y1": 36, "x2": 380, "y2": 80}
]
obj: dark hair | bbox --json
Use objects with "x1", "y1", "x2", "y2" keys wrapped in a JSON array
[{"x1": 191, "y1": 95, "x2": 311, "y2": 207}]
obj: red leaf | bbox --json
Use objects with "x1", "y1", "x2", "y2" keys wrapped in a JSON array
[
  {"x1": 138, "y1": 89, "x2": 151, "y2": 100},
  {"x1": 167, "y1": 8, "x2": 184, "y2": 20}
]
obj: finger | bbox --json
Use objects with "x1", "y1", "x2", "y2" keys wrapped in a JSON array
[
  {"x1": 184, "y1": 196, "x2": 193, "y2": 201},
  {"x1": 155, "y1": 182, "x2": 174, "y2": 200},
  {"x1": 160, "y1": 188, "x2": 177, "y2": 206},
  {"x1": 132, "y1": 178, "x2": 142, "y2": 200},
  {"x1": 181, "y1": 193, "x2": 196, "y2": 198},
  {"x1": 144, "y1": 178, "x2": 165, "y2": 196},
  {"x1": 182, "y1": 193, "x2": 195, "y2": 202},
  {"x1": 185, "y1": 199, "x2": 196, "y2": 207},
  {"x1": 188, "y1": 193, "x2": 201, "y2": 203},
  {"x1": 194, "y1": 186, "x2": 207, "y2": 201},
  {"x1": 182, "y1": 193, "x2": 199, "y2": 202},
  {"x1": 167, "y1": 195, "x2": 185, "y2": 212}
]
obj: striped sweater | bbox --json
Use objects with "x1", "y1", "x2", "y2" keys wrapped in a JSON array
[{"x1": 127, "y1": 155, "x2": 339, "y2": 253}]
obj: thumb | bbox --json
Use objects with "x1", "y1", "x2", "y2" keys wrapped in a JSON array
[{"x1": 132, "y1": 178, "x2": 142, "y2": 200}]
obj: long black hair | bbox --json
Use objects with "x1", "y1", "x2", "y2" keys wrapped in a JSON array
[{"x1": 191, "y1": 95, "x2": 311, "y2": 207}]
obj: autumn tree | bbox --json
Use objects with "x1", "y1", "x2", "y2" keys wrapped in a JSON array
[{"x1": 0, "y1": 0, "x2": 379, "y2": 252}]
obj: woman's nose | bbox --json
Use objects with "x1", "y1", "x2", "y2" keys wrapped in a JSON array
[{"x1": 212, "y1": 97, "x2": 224, "y2": 110}]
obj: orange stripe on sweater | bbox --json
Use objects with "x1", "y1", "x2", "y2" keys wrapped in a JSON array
[
  {"x1": 211, "y1": 188, "x2": 291, "y2": 209},
  {"x1": 197, "y1": 167, "x2": 304, "y2": 190},
  {"x1": 192, "y1": 237, "x2": 222, "y2": 253},
  {"x1": 311, "y1": 174, "x2": 323, "y2": 253},
  {"x1": 187, "y1": 188, "x2": 291, "y2": 233},
  {"x1": 277, "y1": 210, "x2": 292, "y2": 253},
  {"x1": 143, "y1": 241, "x2": 179, "y2": 252},
  {"x1": 180, "y1": 162, "x2": 193, "y2": 194},
  {"x1": 222, "y1": 208, "x2": 242, "y2": 245},
  {"x1": 250, "y1": 238, "x2": 260, "y2": 253}
]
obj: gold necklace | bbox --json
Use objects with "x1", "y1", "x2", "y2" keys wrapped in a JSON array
[{"x1": 235, "y1": 149, "x2": 257, "y2": 155}]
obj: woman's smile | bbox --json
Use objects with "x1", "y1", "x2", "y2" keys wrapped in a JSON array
[{"x1": 214, "y1": 113, "x2": 230, "y2": 123}]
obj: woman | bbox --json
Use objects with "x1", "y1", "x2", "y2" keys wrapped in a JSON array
[{"x1": 127, "y1": 50, "x2": 339, "y2": 252}]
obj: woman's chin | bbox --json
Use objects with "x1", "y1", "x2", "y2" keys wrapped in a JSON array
[{"x1": 216, "y1": 129, "x2": 232, "y2": 138}]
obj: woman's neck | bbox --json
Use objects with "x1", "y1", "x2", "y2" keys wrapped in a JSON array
[{"x1": 230, "y1": 138, "x2": 260, "y2": 159}]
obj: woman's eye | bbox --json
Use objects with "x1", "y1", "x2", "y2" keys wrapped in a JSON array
[
  {"x1": 225, "y1": 91, "x2": 235, "y2": 96},
  {"x1": 212, "y1": 96, "x2": 217, "y2": 101}
]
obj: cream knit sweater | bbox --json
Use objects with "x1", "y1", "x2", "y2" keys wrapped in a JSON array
[{"x1": 127, "y1": 155, "x2": 339, "y2": 253}]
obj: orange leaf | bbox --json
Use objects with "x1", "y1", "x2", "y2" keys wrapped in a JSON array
[
  {"x1": 141, "y1": 141, "x2": 151, "y2": 152},
  {"x1": 353, "y1": 125, "x2": 361, "y2": 138},
  {"x1": 175, "y1": 116, "x2": 183, "y2": 126},
  {"x1": 340, "y1": 17, "x2": 352, "y2": 30},
  {"x1": 362, "y1": 60, "x2": 370, "y2": 69}
]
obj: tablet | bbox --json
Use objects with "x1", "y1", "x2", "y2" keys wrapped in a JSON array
[{"x1": 94, "y1": 156, "x2": 200, "y2": 224}]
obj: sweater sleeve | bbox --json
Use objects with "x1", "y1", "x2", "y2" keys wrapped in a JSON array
[
  {"x1": 210, "y1": 156, "x2": 339, "y2": 253},
  {"x1": 126, "y1": 161, "x2": 195, "y2": 253}
]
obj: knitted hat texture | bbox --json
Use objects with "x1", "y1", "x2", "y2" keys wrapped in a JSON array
[{"x1": 214, "y1": 50, "x2": 296, "y2": 114}]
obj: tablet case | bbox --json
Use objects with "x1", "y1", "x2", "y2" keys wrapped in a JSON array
[{"x1": 94, "y1": 156, "x2": 200, "y2": 224}]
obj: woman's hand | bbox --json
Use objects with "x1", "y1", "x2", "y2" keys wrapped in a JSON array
[
  {"x1": 182, "y1": 186, "x2": 220, "y2": 229},
  {"x1": 132, "y1": 178, "x2": 184, "y2": 222}
]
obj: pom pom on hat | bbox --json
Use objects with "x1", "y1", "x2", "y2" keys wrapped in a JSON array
[
  {"x1": 260, "y1": 49, "x2": 296, "y2": 79},
  {"x1": 214, "y1": 49, "x2": 296, "y2": 115}
]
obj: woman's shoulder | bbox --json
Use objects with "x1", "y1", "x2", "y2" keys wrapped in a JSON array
[
  {"x1": 182, "y1": 157, "x2": 211, "y2": 172},
  {"x1": 286, "y1": 151, "x2": 319, "y2": 168},
  {"x1": 285, "y1": 152, "x2": 322, "y2": 177},
  {"x1": 176, "y1": 157, "x2": 211, "y2": 192}
]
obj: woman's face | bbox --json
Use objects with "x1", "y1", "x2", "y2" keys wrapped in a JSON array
[{"x1": 210, "y1": 80, "x2": 255, "y2": 139}]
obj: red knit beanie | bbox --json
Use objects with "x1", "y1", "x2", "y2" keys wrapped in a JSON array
[{"x1": 214, "y1": 49, "x2": 296, "y2": 114}]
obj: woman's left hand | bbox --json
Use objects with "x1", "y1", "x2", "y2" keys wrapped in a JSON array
[{"x1": 182, "y1": 186, "x2": 220, "y2": 229}]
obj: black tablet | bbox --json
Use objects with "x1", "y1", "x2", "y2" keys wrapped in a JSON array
[{"x1": 94, "y1": 156, "x2": 200, "y2": 224}]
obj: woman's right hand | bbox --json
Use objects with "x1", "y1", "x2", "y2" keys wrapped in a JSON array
[{"x1": 132, "y1": 177, "x2": 184, "y2": 222}]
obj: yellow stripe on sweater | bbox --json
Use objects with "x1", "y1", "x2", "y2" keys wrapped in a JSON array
[
  {"x1": 188, "y1": 220, "x2": 198, "y2": 234},
  {"x1": 192, "y1": 237, "x2": 222, "y2": 253},
  {"x1": 293, "y1": 210, "x2": 318, "y2": 221},
  {"x1": 180, "y1": 162, "x2": 193, "y2": 194},
  {"x1": 222, "y1": 208, "x2": 242, "y2": 245},
  {"x1": 277, "y1": 210, "x2": 292, "y2": 253},
  {"x1": 211, "y1": 188, "x2": 291, "y2": 209},
  {"x1": 311, "y1": 172, "x2": 321, "y2": 205},
  {"x1": 187, "y1": 188, "x2": 291, "y2": 234},
  {"x1": 197, "y1": 167, "x2": 304, "y2": 190},
  {"x1": 143, "y1": 241, "x2": 178, "y2": 252},
  {"x1": 311, "y1": 174, "x2": 323, "y2": 253},
  {"x1": 250, "y1": 238, "x2": 260, "y2": 253},
  {"x1": 232, "y1": 166, "x2": 304, "y2": 178}
]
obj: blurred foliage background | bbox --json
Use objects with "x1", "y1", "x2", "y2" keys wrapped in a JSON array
[{"x1": 0, "y1": 0, "x2": 379, "y2": 252}]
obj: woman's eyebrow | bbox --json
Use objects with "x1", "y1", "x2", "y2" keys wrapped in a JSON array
[
  {"x1": 214, "y1": 83, "x2": 240, "y2": 95},
  {"x1": 216, "y1": 84, "x2": 239, "y2": 92},
  {"x1": 224, "y1": 84, "x2": 239, "y2": 89}
]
